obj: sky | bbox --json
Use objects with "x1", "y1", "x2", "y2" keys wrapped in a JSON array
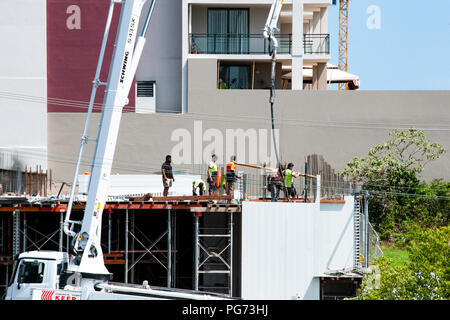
[{"x1": 327, "y1": 0, "x2": 450, "y2": 90}]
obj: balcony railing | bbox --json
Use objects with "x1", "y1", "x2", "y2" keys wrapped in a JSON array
[
  {"x1": 190, "y1": 33, "x2": 291, "y2": 55},
  {"x1": 303, "y1": 34, "x2": 330, "y2": 55},
  {"x1": 189, "y1": 33, "x2": 330, "y2": 55}
]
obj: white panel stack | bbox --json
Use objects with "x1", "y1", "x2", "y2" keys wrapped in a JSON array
[{"x1": 241, "y1": 196, "x2": 355, "y2": 300}]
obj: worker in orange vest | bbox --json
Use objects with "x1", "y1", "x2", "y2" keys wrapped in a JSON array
[{"x1": 226, "y1": 155, "x2": 241, "y2": 197}]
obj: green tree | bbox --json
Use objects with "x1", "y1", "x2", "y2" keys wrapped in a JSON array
[
  {"x1": 358, "y1": 226, "x2": 450, "y2": 300},
  {"x1": 342, "y1": 128, "x2": 447, "y2": 240}
]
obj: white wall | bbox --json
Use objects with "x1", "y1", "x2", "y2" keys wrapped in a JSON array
[
  {"x1": 0, "y1": 0, "x2": 47, "y2": 170},
  {"x1": 241, "y1": 196, "x2": 355, "y2": 300},
  {"x1": 136, "y1": 0, "x2": 182, "y2": 113}
]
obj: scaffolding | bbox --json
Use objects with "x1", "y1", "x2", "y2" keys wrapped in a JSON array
[
  {"x1": 193, "y1": 211, "x2": 234, "y2": 296},
  {"x1": 353, "y1": 194, "x2": 362, "y2": 272},
  {"x1": 0, "y1": 197, "x2": 240, "y2": 297}
]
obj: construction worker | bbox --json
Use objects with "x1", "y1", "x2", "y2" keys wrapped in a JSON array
[
  {"x1": 161, "y1": 155, "x2": 174, "y2": 197},
  {"x1": 192, "y1": 178, "x2": 206, "y2": 196},
  {"x1": 219, "y1": 78, "x2": 228, "y2": 89},
  {"x1": 284, "y1": 162, "x2": 300, "y2": 200},
  {"x1": 267, "y1": 164, "x2": 284, "y2": 202},
  {"x1": 207, "y1": 154, "x2": 218, "y2": 195},
  {"x1": 226, "y1": 155, "x2": 241, "y2": 197}
]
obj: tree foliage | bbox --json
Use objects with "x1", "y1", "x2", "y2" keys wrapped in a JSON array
[
  {"x1": 343, "y1": 128, "x2": 446, "y2": 186},
  {"x1": 358, "y1": 227, "x2": 450, "y2": 300},
  {"x1": 341, "y1": 129, "x2": 448, "y2": 240}
]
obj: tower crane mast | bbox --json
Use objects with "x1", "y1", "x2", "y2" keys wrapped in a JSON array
[{"x1": 338, "y1": 0, "x2": 349, "y2": 90}]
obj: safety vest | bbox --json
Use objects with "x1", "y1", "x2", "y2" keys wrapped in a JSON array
[
  {"x1": 284, "y1": 169, "x2": 293, "y2": 188},
  {"x1": 227, "y1": 162, "x2": 238, "y2": 182},
  {"x1": 226, "y1": 162, "x2": 236, "y2": 174},
  {"x1": 216, "y1": 170, "x2": 221, "y2": 188},
  {"x1": 193, "y1": 179, "x2": 206, "y2": 191}
]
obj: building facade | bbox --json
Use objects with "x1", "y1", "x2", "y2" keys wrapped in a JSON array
[{"x1": 0, "y1": 0, "x2": 449, "y2": 195}]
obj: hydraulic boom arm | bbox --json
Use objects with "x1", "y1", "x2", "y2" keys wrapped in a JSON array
[{"x1": 64, "y1": 0, "x2": 156, "y2": 278}]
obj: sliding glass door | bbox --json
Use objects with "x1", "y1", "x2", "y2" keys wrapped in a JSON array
[{"x1": 208, "y1": 8, "x2": 249, "y2": 54}]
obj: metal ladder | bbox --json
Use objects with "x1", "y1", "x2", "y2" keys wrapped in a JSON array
[{"x1": 353, "y1": 194, "x2": 362, "y2": 272}]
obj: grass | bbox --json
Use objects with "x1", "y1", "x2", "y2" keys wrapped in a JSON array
[{"x1": 381, "y1": 245, "x2": 410, "y2": 268}]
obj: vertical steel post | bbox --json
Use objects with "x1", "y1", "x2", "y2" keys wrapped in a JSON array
[
  {"x1": 243, "y1": 173, "x2": 247, "y2": 200},
  {"x1": 193, "y1": 213, "x2": 199, "y2": 291},
  {"x1": 125, "y1": 207, "x2": 129, "y2": 284},
  {"x1": 229, "y1": 211, "x2": 233, "y2": 297},
  {"x1": 304, "y1": 161, "x2": 308, "y2": 202},
  {"x1": 130, "y1": 210, "x2": 135, "y2": 284},
  {"x1": 59, "y1": 211, "x2": 64, "y2": 252},
  {"x1": 173, "y1": 211, "x2": 177, "y2": 288},
  {"x1": 364, "y1": 191, "x2": 370, "y2": 269},
  {"x1": 262, "y1": 173, "x2": 267, "y2": 200},
  {"x1": 22, "y1": 212, "x2": 26, "y2": 252},
  {"x1": 167, "y1": 208, "x2": 172, "y2": 288},
  {"x1": 66, "y1": 221, "x2": 70, "y2": 254},
  {"x1": 108, "y1": 212, "x2": 112, "y2": 254},
  {"x1": 12, "y1": 210, "x2": 20, "y2": 257}
]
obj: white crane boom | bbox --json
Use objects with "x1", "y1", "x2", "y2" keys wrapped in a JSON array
[
  {"x1": 6, "y1": 0, "x2": 233, "y2": 301},
  {"x1": 264, "y1": 0, "x2": 283, "y2": 38},
  {"x1": 64, "y1": 0, "x2": 155, "y2": 278}
]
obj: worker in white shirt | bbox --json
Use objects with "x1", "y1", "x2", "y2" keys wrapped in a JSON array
[{"x1": 207, "y1": 154, "x2": 218, "y2": 195}]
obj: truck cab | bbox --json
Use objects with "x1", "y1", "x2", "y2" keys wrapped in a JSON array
[{"x1": 4, "y1": 251, "x2": 69, "y2": 300}]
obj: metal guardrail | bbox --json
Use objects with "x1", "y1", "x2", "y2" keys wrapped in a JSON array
[
  {"x1": 170, "y1": 164, "x2": 352, "y2": 202},
  {"x1": 189, "y1": 33, "x2": 330, "y2": 55},
  {"x1": 303, "y1": 34, "x2": 330, "y2": 54},
  {"x1": 189, "y1": 33, "x2": 292, "y2": 55}
]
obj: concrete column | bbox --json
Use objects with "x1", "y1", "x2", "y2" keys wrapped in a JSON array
[
  {"x1": 317, "y1": 62, "x2": 327, "y2": 90},
  {"x1": 181, "y1": 0, "x2": 189, "y2": 113},
  {"x1": 291, "y1": 0, "x2": 304, "y2": 90},
  {"x1": 320, "y1": 7, "x2": 328, "y2": 34},
  {"x1": 312, "y1": 11, "x2": 320, "y2": 33},
  {"x1": 312, "y1": 65, "x2": 318, "y2": 90}
]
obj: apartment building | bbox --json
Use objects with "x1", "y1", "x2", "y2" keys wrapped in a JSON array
[{"x1": 180, "y1": 0, "x2": 332, "y2": 113}]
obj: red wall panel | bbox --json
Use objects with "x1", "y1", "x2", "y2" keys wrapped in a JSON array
[{"x1": 47, "y1": 0, "x2": 135, "y2": 113}]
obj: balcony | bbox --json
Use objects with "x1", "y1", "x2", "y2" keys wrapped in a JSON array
[
  {"x1": 189, "y1": 34, "x2": 292, "y2": 55},
  {"x1": 189, "y1": 34, "x2": 330, "y2": 56}
]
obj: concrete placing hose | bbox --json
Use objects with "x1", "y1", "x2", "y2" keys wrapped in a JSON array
[{"x1": 268, "y1": 34, "x2": 286, "y2": 193}]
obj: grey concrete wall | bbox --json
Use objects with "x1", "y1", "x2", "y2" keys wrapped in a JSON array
[
  {"x1": 47, "y1": 58, "x2": 450, "y2": 192},
  {"x1": 136, "y1": 0, "x2": 182, "y2": 113},
  {"x1": 0, "y1": 0, "x2": 47, "y2": 170},
  {"x1": 186, "y1": 59, "x2": 450, "y2": 181}
]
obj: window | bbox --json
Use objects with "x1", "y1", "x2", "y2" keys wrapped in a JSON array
[
  {"x1": 219, "y1": 64, "x2": 250, "y2": 89},
  {"x1": 18, "y1": 261, "x2": 45, "y2": 284},
  {"x1": 207, "y1": 8, "x2": 249, "y2": 54},
  {"x1": 57, "y1": 262, "x2": 68, "y2": 276}
]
